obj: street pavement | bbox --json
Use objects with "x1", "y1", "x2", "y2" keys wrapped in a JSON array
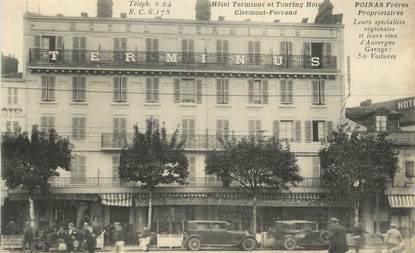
[{"x1": 0, "y1": 249, "x2": 384, "y2": 253}]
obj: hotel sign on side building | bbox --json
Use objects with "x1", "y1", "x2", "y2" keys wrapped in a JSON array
[{"x1": 397, "y1": 98, "x2": 415, "y2": 111}]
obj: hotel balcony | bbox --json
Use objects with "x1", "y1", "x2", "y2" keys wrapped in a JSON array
[
  {"x1": 48, "y1": 176, "x2": 326, "y2": 189},
  {"x1": 101, "y1": 133, "x2": 280, "y2": 151},
  {"x1": 28, "y1": 49, "x2": 337, "y2": 73}
]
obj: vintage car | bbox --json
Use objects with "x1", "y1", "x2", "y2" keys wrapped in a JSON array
[
  {"x1": 266, "y1": 220, "x2": 330, "y2": 250},
  {"x1": 184, "y1": 220, "x2": 257, "y2": 251}
]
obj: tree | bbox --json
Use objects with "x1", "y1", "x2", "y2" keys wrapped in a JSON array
[
  {"x1": 205, "y1": 136, "x2": 302, "y2": 234},
  {"x1": 1, "y1": 125, "x2": 72, "y2": 227},
  {"x1": 319, "y1": 124, "x2": 398, "y2": 226},
  {"x1": 119, "y1": 124, "x2": 189, "y2": 229}
]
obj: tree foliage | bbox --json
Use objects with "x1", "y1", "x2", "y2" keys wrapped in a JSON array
[
  {"x1": 119, "y1": 124, "x2": 189, "y2": 189},
  {"x1": 320, "y1": 124, "x2": 399, "y2": 199},
  {"x1": 206, "y1": 136, "x2": 303, "y2": 192},
  {"x1": 1, "y1": 125, "x2": 72, "y2": 195}
]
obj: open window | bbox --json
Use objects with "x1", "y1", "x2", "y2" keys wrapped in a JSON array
[
  {"x1": 32, "y1": 35, "x2": 63, "y2": 62},
  {"x1": 303, "y1": 42, "x2": 331, "y2": 69}
]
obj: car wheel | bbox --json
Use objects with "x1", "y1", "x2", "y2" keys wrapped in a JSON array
[
  {"x1": 283, "y1": 237, "x2": 297, "y2": 250},
  {"x1": 319, "y1": 231, "x2": 331, "y2": 244},
  {"x1": 31, "y1": 240, "x2": 48, "y2": 252},
  {"x1": 187, "y1": 237, "x2": 202, "y2": 251},
  {"x1": 241, "y1": 237, "x2": 257, "y2": 251}
]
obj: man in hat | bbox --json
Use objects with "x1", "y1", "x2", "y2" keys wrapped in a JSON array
[
  {"x1": 22, "y1": 221, "x2": 34, "y2": 252},
  {"x1": 328, "y1": 218, "x2": 348, "y2": 253},
  {"x1": 385, "y1": 223, "x2": 402, "y2": 252}
]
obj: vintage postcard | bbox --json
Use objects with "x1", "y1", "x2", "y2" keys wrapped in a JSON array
[{"x1": 1, "y1": 0, "x2": 414, "y2": 252}]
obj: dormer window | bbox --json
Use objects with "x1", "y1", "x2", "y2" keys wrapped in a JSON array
[{"x1": 375, "y1": 115, "x2": 387, "y2": 132}]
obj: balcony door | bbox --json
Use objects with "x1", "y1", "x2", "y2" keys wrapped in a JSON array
[
  {"x1": 182, "y1": 119, "x2": 195, "y2": 147},
  {"x1": 113, "y1": 118, "x2": 127, "y2": 148},
  {"x1": 114, "y1": 38, "x2": 127, "y2": 63},
  {"x1": 73, "y1": 37, "x2": 86, "y2": 63},
  {"x1": 145, "y1": 38, "x2": 159, "y2": 63}
]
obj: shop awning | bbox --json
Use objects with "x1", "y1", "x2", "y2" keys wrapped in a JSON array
[
  {"x1": 100, "y1": 193, "x2": 133, "y2": 207},
  {"x1": 388, "y1": 195, "x2": 415, "y2": 208}
]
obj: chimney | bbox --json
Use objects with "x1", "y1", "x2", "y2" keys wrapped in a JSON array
[
  {"x1": 97, "y1": 0, "x2": 113, "y2": 18},
  {"x1": 360, "y1": 99, "x2": 372, "y2": 107},
  {"x1": 81, "y1": 12, "x2": 88, "y2": 17},
  {"x1": 244, "y1": 19, "x2": 251, "y2": 22},
  {"x1": 56, "y1": 14, "x2": 63, "y2": 17},
  {"x1": 195, "y1": 0, "x2": 211, "y2": 21},
  {"x1": 120, "y1": 13, "x2": 127, "y2": 18},
  {"x1": 273, "y1": 19, "x2": 280, "y2": 23},
  {"x1": 218, "y1": 16, "x2": 225, "y2": 21}
]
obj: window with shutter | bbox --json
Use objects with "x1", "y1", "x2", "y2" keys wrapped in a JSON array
[
  {"x1": 262, "y1": 80, "x2": 268, "y2": 104},
  {"x1": 113, "y1": 77, "x2": 127, "y2": 102},
  {"x1": 182, "y1": 39, "x2": 194, "y2": 63},
  {"x1": 216, "y1": 40, "x2": 229, "y2": 63},
  {"x1": 375, "y1": 115, "x2": 388, "y2": 132},
  {"x1": 248, "y1": 120, "x2": 261, "y2": 137},
  {"x1": 248, "y1": 80, "x2": 267, "y2": 104},
  {"x1": 13, "y1": 121, "x2": 19, "y2": 133},
  {"x1": 248, "y1": 41, "x2": 260, "y2": 64},
  {"x1": 40, "y1": 116, "x2": 55, "y2": 133},
  {"x1": 112, "y1": 155, "x2": 120, "y2": 179},
  {"x1": 406, "y1": 161, "x2": 415, "y2": 177},
  {"x1": 174, "y1": 79, "x2": 180, "y2": 102},
  {"x1": 6, "y1": 121, "x2": 11, "y2": 132},
  {"x1": 146, "y1": 78, "x2": 159, "y2": 103},
  {"x1": 311, "y1": 80, "x2": 325, "y2": 105},
  {"x1": 305, "y1": 120, "x2": 312, "y2": 143},
  {"x1": 188, "y1": 156, "x2": 196, "y2": 179},
  {"x1": 312, "y1": 120, "x2": 326, "y2": 142},
  {"x1": 196, "y1": 80, "x2": 202, "y2": 104},
  {"x1": 294, "y1": 121, "x2": 301, "y2": 143},
  {"x1": 72, "y1": 117, "x2": 86, "y2": 140},
  {"x1": 216, "y1": 119, "x2": 230, "y2": 138},
  {"x1": 41, "y1": 76, "x2": 55, "y2": 101},
  {"x1": 113, "y1": 118, "x2": 127, "y2": 147},
  {"x1": 216, "y1": 79, "x2": 229, "y2": 104},
  {"x1": 273, "y1": 121, "x2": 279, "y2": 139},
  {"x1": 146, "y1": 38, "x2": 159, "y2": 63},
  {"x1": 72, "y1": 76, "x2": 86, "y2": 102},
  {"x1": 281, "y1": 80, "x2": 293, "y2": 104},
  {"x1": 280, "y1": 121, "x2": 294, "y2": 141},
  {"x1": 182, "y1": 119, "x2": 196, "y2": 146},
  {"x1": 71, "y1": 155, "x2": 86, "y2": 184},
  {"x1": 312, "y1": 157, "x2": 320, "y2": 178}
]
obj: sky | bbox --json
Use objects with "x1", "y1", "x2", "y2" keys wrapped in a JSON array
[{"x1": 1, "y1": 0, "x2": 414, "y2": 107}]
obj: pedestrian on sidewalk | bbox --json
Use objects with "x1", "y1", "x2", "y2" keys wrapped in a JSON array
[
  {"x1": 352, "y1": 223, "x2": 364, "y2": 252},
  {"x1": 22, "y1": 221, "x2": 34, "y2": 252},
  {"x1": 385, "y1": 223, "x2": 403, "y2": 253},
  {"x1": 328, "y1": 218, "x2": 348, "y2": 253},
  {"x1": 84, "y1": 223, "x2": 97, "y2": 253},
  {"x1": 113, "y1": 222, "x2": 125, "y2": 253},
  {"x1": 138, "y1": 227, "x2": 150, "y2": 251}
]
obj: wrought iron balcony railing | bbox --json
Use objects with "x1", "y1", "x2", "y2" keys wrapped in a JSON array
[
  {"x1": 29, "y1": 49, "x2": 337, "y2": 71},
  {"x1": 48, "y1": 176, "x2": 326, "y2": 188},
  {"x1": 101, "y1": 133, "x2": 274, "y2": 150}
]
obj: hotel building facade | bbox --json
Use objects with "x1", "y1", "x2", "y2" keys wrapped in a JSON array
[{"x1": 4, "y1": 10, "x2": 350, "y2": 236}]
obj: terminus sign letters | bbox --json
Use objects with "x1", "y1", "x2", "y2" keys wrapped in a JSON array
[{"x1": 47, "y1": 50, "x2": 323, "y2": 67}]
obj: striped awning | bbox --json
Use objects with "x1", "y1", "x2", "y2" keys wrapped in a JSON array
[
  {"x1": 388, "y1": 195, "x2": 415, "y2": 208},
  {"x1": 100, "y1": 193, "x2": 133, "y2": 207}
]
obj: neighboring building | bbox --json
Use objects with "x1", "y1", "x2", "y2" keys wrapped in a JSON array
[
  {"x1": 347, "y1": 98, "x2": 415, "y2": 234},
  {"x1": 3, "y1": 4, "x2": 348, "y2": 236},
  {"x1": 1, "y1": 74, "x2": 26, "y2": 134},
  {"x1": 1, "y1": 54, "x2": 19, "y2": 75}
]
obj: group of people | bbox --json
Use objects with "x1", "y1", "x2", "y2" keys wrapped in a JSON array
[
  {"x1": 328, "y1": 218, "x2": 409, "y2": 253},
  {"x1": 22, "y1": 221, "x2": 99, "y2": 253}
]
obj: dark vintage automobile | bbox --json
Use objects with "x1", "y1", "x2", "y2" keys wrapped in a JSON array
[
  {"x1": 267, "y1": 220, "x2": 330, "y2": 250},
  {"x1": 184, "y1": 220, "x2": 257, "y2": 251}
]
